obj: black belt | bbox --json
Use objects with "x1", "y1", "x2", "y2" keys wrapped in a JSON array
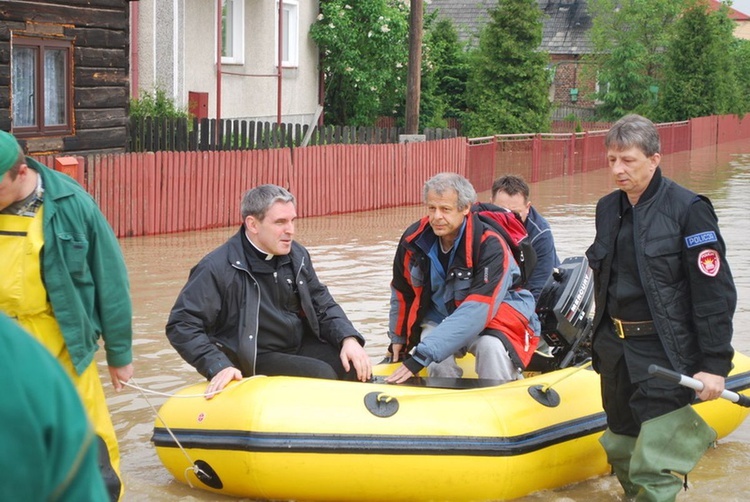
[{"x1": 611, "y1": 317, "x2": 657, "y2": 338}]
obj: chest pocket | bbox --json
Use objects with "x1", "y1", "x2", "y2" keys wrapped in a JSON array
[
  {"x1": 449, "y1": 267, "x2": 473, "y2": 302},
  {"x1": 644, "y1": 236, "x2": 682, "y2": 285},
  {"x1": 585, "y1": 239, "x2": 608, "y2": 273},
  {"x1": 57, "y1": 232, "x2": 89, "y2": 279}
]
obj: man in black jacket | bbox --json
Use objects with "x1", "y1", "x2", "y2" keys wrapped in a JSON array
[
  {"x1": 585, "y1": 114, "x2": 736, "y2": 500},
  {"x1": 166, "y1": 184, "x2": 372, "y2": 398}
]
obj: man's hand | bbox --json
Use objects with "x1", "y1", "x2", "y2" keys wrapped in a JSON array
[
  {"x1": 384, "y1": 363, "x2": 415, "y2": 384},
  {"x1": 205, "y1": 367, "x2": 243, "y2": 399},
  {"x1": 340, "y1": 337, "x2": 372, "y2": 382},
  {"x1": 108, "y1": 363, "x2": 134, "y2": 392},
  {"x1": 693, "y1": 372, "x2": 725, "y2": 401},
  {"x1": 390, "y1": 343, "x2": 404, "y2": 363}
]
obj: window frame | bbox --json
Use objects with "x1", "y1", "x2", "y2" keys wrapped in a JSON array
[
  {"x1": 11, "y1": 35, "x2": 73, "y2": 138},
  {"x1": 275, "y1": 0, "x2": 299, "y2": 68},
  {"x1": 221, "y1": 0, "x2": 245, "y2": 65}
]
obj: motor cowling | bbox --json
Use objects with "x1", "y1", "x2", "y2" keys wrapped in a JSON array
[{"x1": 528, "y1": 256, "x2": 595, "y2": 371}]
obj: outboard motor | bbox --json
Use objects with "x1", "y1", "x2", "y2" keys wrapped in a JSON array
[{"x1": 527, "y1": 256, "x2": 595, "y2": 372}]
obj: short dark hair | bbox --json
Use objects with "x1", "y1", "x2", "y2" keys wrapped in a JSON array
[
  {"x1": 605, "y1": 114, "x2": 661, "y2": 157},
  {"x1": 491, "y1": 175, "x2": 529, "y2": 201},
  {"x1": 240, "y1": 184, "x2": 295, "y2": 221}
]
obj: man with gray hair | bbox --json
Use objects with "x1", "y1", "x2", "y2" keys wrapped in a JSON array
[
  {"x1": 167, "y1": 184, "x2": 372, "y2": 397},
  {"x1": 586, "y1": 114, "x2": 735, "y2": 500},
  {"x1": 385, "y1": 173, "x2": 540, "y2": 384}
]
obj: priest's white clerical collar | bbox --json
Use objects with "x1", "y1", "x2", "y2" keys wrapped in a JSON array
[{"x1": 244, "y1": 233, "x2": 275, "y2": 260}]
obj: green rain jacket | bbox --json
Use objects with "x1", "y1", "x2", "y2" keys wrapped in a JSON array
[{"x1": 30, "y1": 157, "x2": 133, "y2": 374}]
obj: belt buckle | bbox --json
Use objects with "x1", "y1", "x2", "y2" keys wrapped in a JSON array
[{"x1": 612, "y1": 318, "x2": 625, "y2": 338}]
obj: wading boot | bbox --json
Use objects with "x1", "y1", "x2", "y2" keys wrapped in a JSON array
[
  {"x1": 629, "y1": 405, "x2": 717, "y2": 502},
  {"x1": 599, "y1": 428, "x2": 639, "y2": 498}
]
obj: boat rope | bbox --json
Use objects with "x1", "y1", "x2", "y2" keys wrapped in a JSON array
[
  {"x1": 123, "y1": 377, "x2": 208, "y2": 487},
  {"x1": 539, "y1": 360, "x2": 593, "y2": 393},
  {"x1": 119, "y1": 376, "x2": 261, "y2": 487},
  {"x1": 119, "y1": 376, "x2": 258, "y2": 398}
]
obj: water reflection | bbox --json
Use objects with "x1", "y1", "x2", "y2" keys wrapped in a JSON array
[{"x1": 115, "y1": 141, "x2": 750, "y2": 501}]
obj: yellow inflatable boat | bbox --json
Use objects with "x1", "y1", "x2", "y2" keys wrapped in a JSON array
[
  {"x1": 152, "y1": 257, "x2": 750, "y2": 500},
  {"x1": 152, "y1": 352, "x2": 750, "y2": 501}
]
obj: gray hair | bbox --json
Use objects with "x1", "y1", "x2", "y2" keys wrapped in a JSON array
[
  {"x1": 605, "y1": 114, "x2": 661, "y2": 157},
  {"x1": 240, "y1": 184, "x2": 295, "y2": 221},
  {"x1": 423, "y1": 172, "x2": 476, "y2": 210}
]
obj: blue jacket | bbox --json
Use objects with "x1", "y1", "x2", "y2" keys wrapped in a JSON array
[{"x1": 525, "y1": 206, "x2": 560, "y2": 302}]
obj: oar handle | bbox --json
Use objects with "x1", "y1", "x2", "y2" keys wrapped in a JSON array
[{"x1": 648, "y1": 364, "x2": 750, "y2": 408}]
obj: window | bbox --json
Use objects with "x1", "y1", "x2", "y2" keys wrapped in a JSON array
[
  {"x1": 275, "y1": 1, "x2": 299, "y2": 67},
  {"x1": 11, "y1": 36, "x2": 72, "y2": 136},
  {"x1": 222, "y1": 0, "x2": 245, "y2": 65}
]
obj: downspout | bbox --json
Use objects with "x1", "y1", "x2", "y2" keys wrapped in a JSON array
[
  {"x1": 277, "y1": 0, "x2": 283, "y2": 124},
  {"x1": 216, "y1": 0, "x2": 222, "y2": 123},
  {"x1": 130, "y1": 1, "x2": 139, "y2": 98}
]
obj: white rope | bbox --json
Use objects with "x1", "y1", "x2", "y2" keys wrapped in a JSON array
[
  {"x1": 119, "y1": 375, "x2": 261, "y2": 398},
  {"x1": 121, "y1": 376, "x2": 263, "y2": 486}
]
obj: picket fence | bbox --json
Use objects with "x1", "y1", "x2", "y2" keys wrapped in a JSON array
[{"x1": 37, "y1": 114, "x2": 750, "y2": 238}]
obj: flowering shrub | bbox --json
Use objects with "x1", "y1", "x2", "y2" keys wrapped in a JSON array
[{"x1": 310, "y1": 1, "x2": 410, "y2": 125}]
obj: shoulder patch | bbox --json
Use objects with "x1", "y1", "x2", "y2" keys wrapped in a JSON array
[
  {"x1": 685, "y1": 231, "x2": 717, "y2": 248},
  {"x1": 698, "y1": 249, "x2": 720, "y2": 277}
]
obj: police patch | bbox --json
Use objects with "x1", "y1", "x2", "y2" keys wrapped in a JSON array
[
  {"x1": 685, "y1": 231, "x2": 717, "y2": 248},
  {"x1": 698, "y1": 249, "x2": 720, "y2": 277}
]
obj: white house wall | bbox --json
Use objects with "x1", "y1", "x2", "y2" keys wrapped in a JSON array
[{"x1": 135, "y1": 0, "x2": 319, "y2": 124}]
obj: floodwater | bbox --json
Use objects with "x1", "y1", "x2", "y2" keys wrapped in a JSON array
[{"x1": 113, "y1": 140, "x2": 750, "y2": 501}]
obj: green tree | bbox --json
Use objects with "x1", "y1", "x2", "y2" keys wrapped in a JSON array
[
  {"x1": 424, "y1": 18, "x2": 470, "y2": 122},
  {"x1": 586, "y1": 0, "x2": 683, "y2": 120},
  {"x1": 310, "y1": 1, "x2": 409, "y2": 126},
  {"x1": 732, "y1": 38, "x2": 750, "y2": 116},
  {"x1": 463, "y1": 0, "x2": 551, "y2": 136},
  {"x1": 657, "y1": 1, "x2": 745, "y2": 121}
]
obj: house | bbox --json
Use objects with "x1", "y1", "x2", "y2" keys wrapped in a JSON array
[
  {"x1": 131, "y1": 0, "x2": 321, "y2": 126},
  {"x1": 427, "y1": 0, "x2": 596, "y2": 117},
  {"x1": 714, "y1": 0, "x2": 750, "y2": 40},
  {"x1": 0, "y1": 0, "x2": 134, "y2": 155},
  {"x1": 428, "y1": 0, "x2": 749, "y2": 119}
]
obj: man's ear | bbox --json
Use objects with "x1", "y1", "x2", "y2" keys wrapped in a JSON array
[{"x1": 244, "y1": 215, "x2": 258, "y2": 235}]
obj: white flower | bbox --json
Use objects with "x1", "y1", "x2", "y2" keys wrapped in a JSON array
[
  {"x1": 396, "y1": 62, "x2": 403, "y2": 68},
  {"x1": 329, "y1": 23, "x2": 335, "y2": 29},
  {"x1": 345, "y1": 67, "x2": 354, "y2": 73},
  {"x1": 317, "y1": 13, "x2": 324, "y2": 21},
  {"x1": 370, "y1": 86, "x2": 377, "y2": 91},
  {"x1": 344, "y1": 4, "x2": 352, "y2": 9},
  {"x1": 368, "y1": 31, "x2": 373, "y2": 38},
  {"x1": 381, "y1": 25, "x2": 390, "y2": 33}
]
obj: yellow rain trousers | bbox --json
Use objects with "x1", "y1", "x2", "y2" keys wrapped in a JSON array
[{"x1": 0, "y1": 209, "x2": 123, "y2": 501}]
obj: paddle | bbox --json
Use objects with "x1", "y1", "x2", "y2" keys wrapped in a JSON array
[{"x1": 648, "y1": 364, "x2": 750, "y2": 408}]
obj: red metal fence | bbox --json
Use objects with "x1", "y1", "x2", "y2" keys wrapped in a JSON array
[{"x1": 36, "y1": 114, "x2": 750, "y2": 238}]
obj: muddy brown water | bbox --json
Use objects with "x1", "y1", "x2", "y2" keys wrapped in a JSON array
[{"x1": 113, "y1": 141, "x2": 750, "y2": 501}]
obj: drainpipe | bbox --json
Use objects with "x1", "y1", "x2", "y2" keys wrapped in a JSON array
[
  {"x1": 216, "y1": 0, "x2": 222, "y2": 124},
  {"x1": 277, "y1": 0, "x2": 283, "y2": 124},
  {"x1": 130, "y1": 1, "x2": 139, "y2": 97}
]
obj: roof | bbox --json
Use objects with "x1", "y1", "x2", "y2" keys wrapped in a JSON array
[
  {"x1": 427, "y1": 0, "x2": 595, "y2": 55},
  {"x1": 710, "y1": 0, "x2": 750, "y2": 20}
]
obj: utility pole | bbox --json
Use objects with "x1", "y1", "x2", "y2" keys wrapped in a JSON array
[{"x1": 405, "y1": 0, "x2": 423, "y2": 135}]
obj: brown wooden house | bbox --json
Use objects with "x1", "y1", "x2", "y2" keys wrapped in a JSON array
[{"x1": 0, "y1": 0, "x2": 134, "y2": 155}]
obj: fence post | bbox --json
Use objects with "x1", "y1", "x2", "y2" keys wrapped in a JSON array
[
  {"x1": 54, "y1": 156, "x2": 84, "y2": 187},
  {"x1": 531, "y1": 134, "x2": 541, "y2": 182},
  {"x1": 581, "y1": 131, "x2": 590, "y2": 173},
  {"x1": 567, "y1": 133, "x2": 576, "y2": 176}
]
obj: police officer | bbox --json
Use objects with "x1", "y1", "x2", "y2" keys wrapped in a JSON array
[{"x1": 585, "y1": 114, "x2": 736, "y2": 501}]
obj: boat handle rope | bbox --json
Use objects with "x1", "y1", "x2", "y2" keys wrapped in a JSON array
[
  {"x1": 538, "y1": 360, "x2": 593, "y2": 394},
  {"x1": 118, "y1": 376, "x2": 259, "y2": 487}
]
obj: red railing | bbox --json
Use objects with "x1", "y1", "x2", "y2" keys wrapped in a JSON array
[{"x1": 34, "y1": 114, "x2": 750, "y2": 238}]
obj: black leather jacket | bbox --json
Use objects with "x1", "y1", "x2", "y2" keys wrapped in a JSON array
[
  {"x1": 586, "y1": 174, "x2": 736, "y2": 376},
  {"x1": 166, "y1": 228, "x2": 364, "y2": 379}
]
